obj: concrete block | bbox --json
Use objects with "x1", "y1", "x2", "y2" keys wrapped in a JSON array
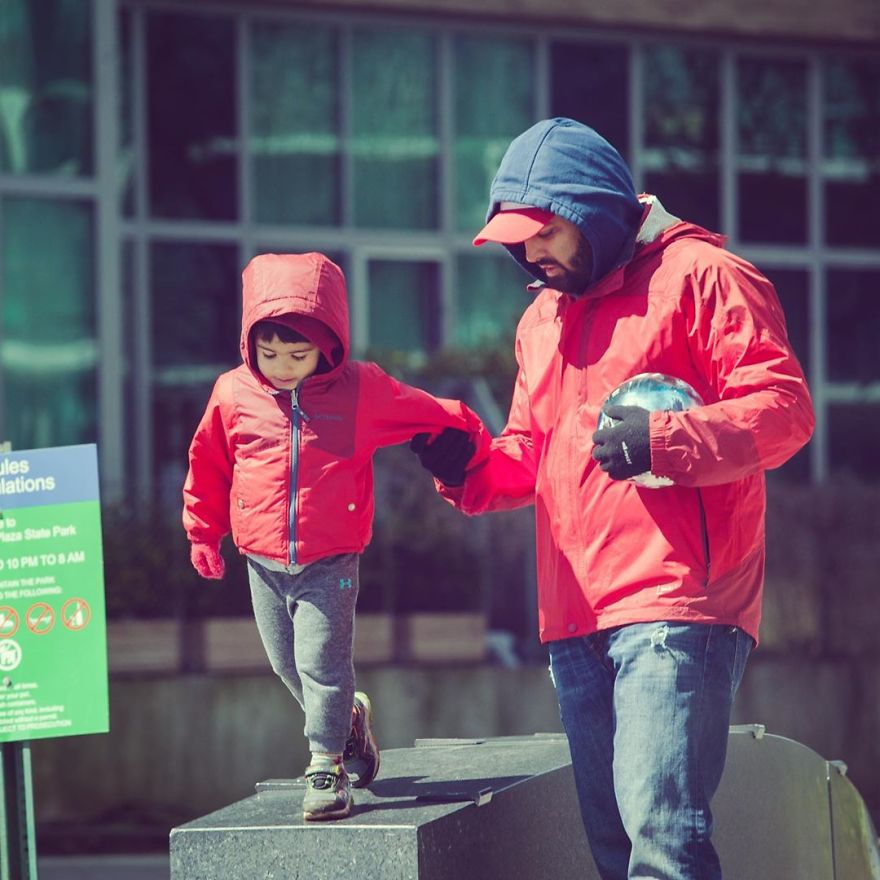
[
  {"x1": 170, "y1": 729, "x2": 880, "y2": 880},
  {"x1": 170, "y1": 735, "x2": 598, "y2": 880}
]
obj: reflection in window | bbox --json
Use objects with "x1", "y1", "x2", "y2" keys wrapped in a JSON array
[
  {"x1": 250, "y1": 22, "x2": 340, "y2": 226},
  {"x1": 367, "y1": 261, "x2": 440, "y2": 354},
  {"x1": 147, "y1": 12, "x2": 237, "y2": 220},
  {"x1": 643, "y1": 46, "x2": 719, "y2": 231},
  {"x1": 150, "y1": 242, "x2": 239, "y2": 506},
  {"x1": 823, "y1": 58, "x2": 880, "y2": 247},
  {"x1": 455, "y1": 254, "x2": 532, "y2": 348},
  {"x1": 550, "y1": 43, "x2": 630, "y2": 162},
  {"x1": 351, "y1": 29, "x2": 438, "y2": 230},
  {"x1": 736, "y1": 58, "x2": 808, "y2": 244},
  {"x1": 0, "y1": 198, "x2": 96, "y2": 448},
  {"x1": 828, "y1": 404, "x2": 880, "y2": 482},
  {"x1": 825, "y1": 269, "x2": 880, "y2": 385},
  {"x1": 0, "y1": 0, "x2": 92, "y2": 175},
  {"x1": 454, "y1": 36, "x2": 535, "y2": 233}
]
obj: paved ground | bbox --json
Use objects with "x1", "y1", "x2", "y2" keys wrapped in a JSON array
[{"x1": 38, "y1": 855, "x2": 170, "y2": 879}]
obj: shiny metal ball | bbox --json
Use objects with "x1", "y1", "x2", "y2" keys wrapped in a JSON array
[{"x1": 598, "y1": 373, "x2": 705, "y2": 488}]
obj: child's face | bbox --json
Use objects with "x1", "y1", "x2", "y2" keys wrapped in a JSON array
[{"x1": 255, "y1": 334, "x2": 322, "y2": 390}]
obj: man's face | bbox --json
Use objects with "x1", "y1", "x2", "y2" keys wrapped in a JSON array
[
  {"x1": 255, "y1": 334, "x2": 321, "y2": 390},
  {"x1": 523, "y1": 214, "x2": 593, "y2": 294}
]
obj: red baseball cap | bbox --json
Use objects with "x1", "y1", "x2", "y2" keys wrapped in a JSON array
[{"x1": 473, "y1": 206, "x2": 554, "y2": 247}]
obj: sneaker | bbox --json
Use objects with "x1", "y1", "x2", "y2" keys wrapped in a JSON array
[
  {"x1": 302, "y1": 762, "x2": 352, "y2": 821},
  {"x1": 344, "y1": 691, "x2": 380, "y2": 788}
]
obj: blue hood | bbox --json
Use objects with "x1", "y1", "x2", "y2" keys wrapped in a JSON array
[{"x1": 486, "y1": 118, "x2": 643, "y2": 289}]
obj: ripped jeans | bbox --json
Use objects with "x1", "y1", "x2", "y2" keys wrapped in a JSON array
[{"x1": 548, "y1": 622, "x2": 752, "y2": 880}]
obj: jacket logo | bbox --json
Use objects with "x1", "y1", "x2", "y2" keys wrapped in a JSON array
[{"x1": 339, "y1": 578, "x2": 353, "y2": 590}]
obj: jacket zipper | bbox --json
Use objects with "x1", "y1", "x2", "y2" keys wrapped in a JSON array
[
  {"x1": 287, "y1": 386, "x2": 311, "y2": 566},
  {"x1": 696, "y1": 489, "x2": 711, "y2": 585},
  {"x1": 573, "y1": 297, "x2": 596, "y2": 586}
]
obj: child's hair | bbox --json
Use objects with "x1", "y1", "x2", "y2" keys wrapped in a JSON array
[{"x1": 251, "y1": 320, "x2": 310, "y2": 345}]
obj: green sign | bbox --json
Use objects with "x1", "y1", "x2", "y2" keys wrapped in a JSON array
[{"x1": 0, "y1": 444, "x2": 108, "y2": 742}]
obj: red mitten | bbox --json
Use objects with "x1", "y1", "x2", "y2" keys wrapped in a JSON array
[{"x1": 190, "y1": 543, "x2": 225, "y2": 579}]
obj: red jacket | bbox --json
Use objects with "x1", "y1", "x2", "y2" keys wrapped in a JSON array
[
  {"x1": 442, "y1": 199, "x2": 814, "y2": 643},
  {"x1": 183, "y1": 252, "x2": 486, "y2": 566}
]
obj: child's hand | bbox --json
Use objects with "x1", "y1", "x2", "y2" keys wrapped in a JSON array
[
  {"x1": 190, "y1": 542, "x2": 225, "y2": 579},
  {"x1": 410, "y1": 428, "x2": 475, "y2": 487}
]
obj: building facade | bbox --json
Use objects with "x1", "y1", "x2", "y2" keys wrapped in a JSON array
[{"x1": 1, "y1": 0, "x2": 879, "y2": 502}]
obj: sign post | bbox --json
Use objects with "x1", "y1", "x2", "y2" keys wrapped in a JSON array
[{"x1": 0, "y1": 444, "x2": 109, "y2": 878}]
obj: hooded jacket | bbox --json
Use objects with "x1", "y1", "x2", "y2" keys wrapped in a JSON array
[
  {"x1": 183, "y1": 252, "x2": 486, "y2": 566},
  {"x1": 441, "y1": 119, "x2": 814, "y2": 644}
]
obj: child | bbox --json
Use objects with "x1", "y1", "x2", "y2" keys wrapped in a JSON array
[{"x1": 182, "y1": 252, "x2": 484, "y2": 821}]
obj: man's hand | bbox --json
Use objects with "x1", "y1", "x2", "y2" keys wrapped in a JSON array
[
  {"x1": 591, "y1": 405, "x2": 651, "y2": 480},
  {"x1": 191, "y1": 542, "x2": 225, "y2": 579},
  {"x1": 410, "y1": 428, "x2": 476, "y2": 487}
]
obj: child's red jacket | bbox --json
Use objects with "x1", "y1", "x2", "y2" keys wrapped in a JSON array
[{"x1": 183, "y1": 252, "x2": 486, "y2": 566}]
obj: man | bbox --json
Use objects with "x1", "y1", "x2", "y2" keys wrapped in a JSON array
[{"x1": 411, "y1": 118, "x2": 814, "y2": 880}]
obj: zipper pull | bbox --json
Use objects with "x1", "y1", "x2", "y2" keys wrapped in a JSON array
[{"x1": 291, "y1": 388, "x2": 311, "y2": 422}]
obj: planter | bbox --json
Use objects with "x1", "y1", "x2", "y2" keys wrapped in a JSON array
[
  {"x1": 403, "y1": 612, "x2": 486, "y2": 664},
  {"x1": 202, "y1": 617, "x2": 269, "y2": 673},
  {"x1": 105, "y1": 612, "x2": 486, "y2": 673},
  {"x1": 107, "y1": 619, "x2": 183, "y2": 674},
  {"x1": 354, "y1": 613, "x2": 395, "y2": 665},
  {"x1": 202, "y1": 613, "x2": 397, "y2": 670}
]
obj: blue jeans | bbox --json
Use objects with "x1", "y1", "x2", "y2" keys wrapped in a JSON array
[{"x1": 548, "y1": 622, "x2": 752, "y2": 880}]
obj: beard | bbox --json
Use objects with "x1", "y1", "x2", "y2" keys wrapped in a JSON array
[{"x1": 533, "y1": 234, "x2": 594, "y2": 294}]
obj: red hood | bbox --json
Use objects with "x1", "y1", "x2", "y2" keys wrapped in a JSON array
[{"x1": 239, "y1": 253, "x2": 349, "y2": 376}]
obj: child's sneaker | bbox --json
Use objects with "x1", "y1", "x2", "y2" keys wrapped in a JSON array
[
  {"x1": 344, "y1": 691, "x2": 380, "y2": 788},
  {"x1": 302, "y1": 761, "x2": 352, "y2": 821}
]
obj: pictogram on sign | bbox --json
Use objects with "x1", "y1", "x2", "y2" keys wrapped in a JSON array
[
  {"x1": 26, "y1": 601, "x2": 55, "y2": 635},
  {"x1": 61, "y1": 598, "x2": 91, "y2": 631},
  {"x1": 0, "y1": 607, "x2": 19, "y2": 638},
  {"x1": 0, "y1": 640, "x2": 22, "y2": 672}
]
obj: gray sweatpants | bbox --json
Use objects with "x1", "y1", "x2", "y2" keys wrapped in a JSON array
[{"x1": 247, "y1": 554, "x2": 359, "y2": 755}]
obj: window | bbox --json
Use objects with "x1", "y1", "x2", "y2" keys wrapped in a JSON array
[
  {"x1": 764, "y1": 269, "x2": 812, "y2": 483},
  {"x1": 250, "y1": 21, "x2": 341, "y2": 226},
  {"x1": 149, "y1": 242, "x2": 240, "y2": 506},
  {"x1": 453, "y1": 35, "x2": 535, "y2": 232},
  {"x1": 825, "y1": 269, "x2": 880, "y2": 483},
  {"x1": 0, "y1": 197, "x2": 96, "y2": 448},
  {"x1": 767, "y1": 269, "x2": 811, "y2": 378},
  {"x1": 146, "y1": 12, "x2": 237, "y2": 220},
  {"x1": 827, "y1": 404, "x2": 880, "y2": 482},
  {"x1": 736, "y1": 58, "x2": 808, "y2": 244},
  {"x1": 455, "y1": 253, "x2": 532, "y2": 349},
  {"x1": 367, "y1": 260, "x2": 440, "y2": 354},
  {"x1": 643, "y1": 46, "x2": 720, "y2": 231},
  {"x1": 823, "y1": 58, "x2": 880, "y2": 248},
  {"x1": 550, "y1": 42, "x2": 630, "y2": 161},
  {"x1": 826, "y1": 269, "x2": 880, "y2": 385},
  {"x1": 0, "y1": 0, "x2": 93, "y2": 176},
  {"x1": 351, "y1": 28, "x2": 439, "y2": 230}
]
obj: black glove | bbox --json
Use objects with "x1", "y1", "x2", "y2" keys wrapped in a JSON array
[
  {"x1": 410, "y1": 428, "x2": 475, "y2": 487},
  {"x1": 591, "y1": 405, "x2": 651, "y2": 481}
]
